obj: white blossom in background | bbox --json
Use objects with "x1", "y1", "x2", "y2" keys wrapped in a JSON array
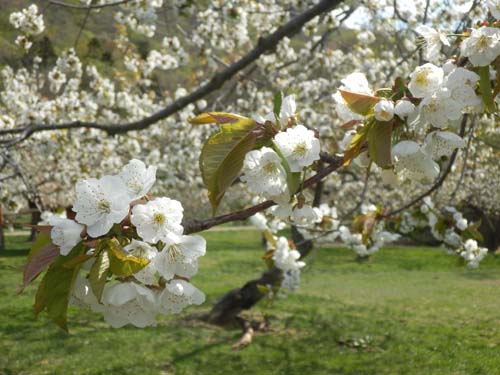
[
  {"x1": 292, "y1": 204, "x2": 322, "y2": 225},
  {"x1": 487, "y1": 0, "x2": 500, "y2": 19},
  {"x1": 415, "y1": 25, "x2": 450, "y2": 62},
  {"x1": 131, "y1": 197, "x2": 184, "y2": 245},
  {"x1": 274, "y1": 125, "x2": 320, "y2": 172},
  {"x1": 460, "y1": 27, "x2": 500, "y2": 67},
  {"x1": 9, "y1": 4, "x2": 45, "y2": 36},
  {"x1": 49, "y1": 217, "x2": 85, "y2": 256},
  {"x1": 333, "y1": 72, "x2": 373, "y2": 122},
  {"x1": 460, "y1": 240, "x2": 488, "y2": 268},
  {"x1": 73, "y1": 176, "x2": 131, "y2": 238},
  {"x1": 272, "y1": 237, "x2": 305, "y2": 271}
]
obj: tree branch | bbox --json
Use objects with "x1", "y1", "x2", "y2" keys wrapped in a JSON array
[
  {"x1": 383, "y1": 114, "x2": 468, "y2": 218},
  {"x1": 183, "y1": 153, "x2": 344, "y2": 234},
  {"x1": 49, "y1": 0, "x2": 132, "y2": 10},
  {"x1": 1, "y1": 0, "x2": 344, "y2": 148}
]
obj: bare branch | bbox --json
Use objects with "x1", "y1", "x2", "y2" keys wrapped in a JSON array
[{"x1": 49, "y1": 0, "x2": 132, "y2": 10}]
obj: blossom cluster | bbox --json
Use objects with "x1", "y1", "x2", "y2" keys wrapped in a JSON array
[
  {"x1": 399, "y1": 197, "x2": 488, "y2": 268},
  {"x1": 47, "y1": 159, "x2": 206, "y2": 327},
  {"x1": 9, "y1": 4, "x2": 45, "y2": 50},
  {"x1": 338, "y1": 204, "x2": 400, "y2": 258},
  {"x1": 241, "y1": 95, "x2": 321, "y2": 223},
  {"x1": 333, "y1": 21, "x2": 500, "y2": 185},
  {"x1": 249, "y1": 211, "x2": 304, "y2": 293}
]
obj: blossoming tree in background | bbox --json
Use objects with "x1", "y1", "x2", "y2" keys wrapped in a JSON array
[{"x1": 0, "y1": 0, "x2": 499, "y2": 344}]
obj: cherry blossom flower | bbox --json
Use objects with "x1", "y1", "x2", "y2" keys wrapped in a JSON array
[
  {"x1": 408, "y1": 63, "x2": 444, "y2": 98},
  {"x1": 374, "y1": 99, "x2": 395, "y2": 122},
  {"x1": 101, "y1": 282, "x2": 157, "y2": 328},
  {"x1": 274, "y1": 125, "x2": 320, "y2": 172},
  {"x1": 49, "y1": 216, "x2": 84, "y2": 256},
  {"x1": 394, "y1": 99, "x2": 416, "y2": 119},
  {"x1": 392, "y1": 141, "x2": 439, "y2": 183},
  {"x1": 131, "y1": 197, "x2": 184, "y2": 244},
  {"x1": 424, "y1": 131, "x2": 465, "y2": 160},
  {"x1": 155, "y1": 234, "x2": 206, "y2": 280},
  {"x1": 460, "y1": 27, "x2": 500, "y2": 67},
  {"x1": 272, "y1": 237, "x2": 305, "y2": 271},
  {"x1": 73, "y1": 176, "x2": 131, "y2": 238},
  {"x1": 415, "y1": 25, "x2": 450, "y2": 62},
  {"x1": 119, "y1": 159, "x2": 157, "y2": 200},
  {"x1": 241, "y1": 147, "x2": 288, "y2": 198},
  {"x1": 157, "y1": 280, "x2": 205, "y2": 314}
]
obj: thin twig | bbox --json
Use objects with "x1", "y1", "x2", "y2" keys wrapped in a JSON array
[{"x1": 383, "y1": 114, "x2": 468, "y2": 218}]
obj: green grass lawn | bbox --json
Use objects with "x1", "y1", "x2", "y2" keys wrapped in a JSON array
[{"x1": 2, "y1": 230, "x2": 500, "y2": 375}]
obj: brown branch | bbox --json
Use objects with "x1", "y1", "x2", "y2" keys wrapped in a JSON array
[
  {"x1": 1, "y1": 0, "x2": 344, "y2": 148},
  {"x1": 49, "y1": 0, "x2": 132, "y2": 10},
  {"x1": 383, "y1": 114, "x2": 468, "y2": 218},
  {"x1": 183, "y1": 153, "x2": 344, "y2": 234}
]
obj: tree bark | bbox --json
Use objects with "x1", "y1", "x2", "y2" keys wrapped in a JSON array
[
  {"x1": 0, "y1": 204, "x2": 4, "y2": 254},
  {"x1": 28, "y1": 200, "x2": 41, "y2": 242}
]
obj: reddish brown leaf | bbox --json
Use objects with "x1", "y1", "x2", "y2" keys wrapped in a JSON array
[{"x1": 22, "y1": 243, "x2": 59, "y2": 291}]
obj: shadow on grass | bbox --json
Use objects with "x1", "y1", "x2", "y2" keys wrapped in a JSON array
[{"x1": 0, "y1": 249, "x2": 30, "y2": 257}]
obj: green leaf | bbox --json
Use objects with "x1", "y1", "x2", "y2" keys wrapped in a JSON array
[
  {"x1": 257, "y1": 284, "x2": 270, "y2": 296},
  {"x1": 107, "y1": 239, "x2": 150, "y2": 277},
  {"x1": 88, "y1": 251, "x2": 110, "y2": 302},
  {"x1": 339, "y1": 89, "x2": 380, "y2": 116},
  {"x1": 478, "y1": 66, "x2": 496, "y2": 114},
  {"x1": 462, "y1": 220, "x2": 484, "y2": 242},
  {"x1": 272, "y1": 141, "x2": 301, "y2": 196},
  {"x1": 34, "y1": 243, "x2": 86, "y2": 332},
  {"x1": 343, "y1": 122, "x2": 372, "y2": 166},
  {"x1": 200, "y1": 116, "x2": 258, "y2": 214},
  {"x1": 368, "y1": 121, "x2": 393, "y2": 168},
  {"x1": 189, "y1": 112, "x2": 248, "y2": 125},
  {"x1": 273, "y1": 91, "x2": 282, "y2": 121},
  {"x1": 63, "y1": 253, "x2": 93, "y2": 269},
  {"x1": 22, "y1": 232, "x2": 59, "y2": 291}
]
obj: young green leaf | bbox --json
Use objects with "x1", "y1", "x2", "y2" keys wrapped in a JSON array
[
  {"x1": 478, "y1": 66, "x2": 496, "y2": 114},
  {"x1": 339, "y1": 90, "x2": 380, "y2": 116},
  {"x1": 189, "y1": 112, "x2": 248, "y2": 125},
  {"x1": 368, "y1": 121, "x2": 393, "y2": 168},
  {"x1": 107, "y1": 239, "x2": 150, "y2": 277},
  {"x1": 34, "y1": 243, "x2": 86, "y2": 332},
  {"x1": 273, "y1": 91, "x2": 283, "y2": 121},
  {"x1": 200, "y1": 116, "x2": 258, "y2": 214},
  {"x1": 88, "y1": 250, "x2": 110, "y2": 302}
]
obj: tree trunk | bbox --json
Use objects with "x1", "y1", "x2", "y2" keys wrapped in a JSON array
[
  {"x1": 0, "y1": 205, "x2": 5, "y2": 254},
  {"x1": 206, "y1": 225, "x2": 313, "y2": 325},
  {"x1": 28, "y1": 200, "x2": 41, "y2": 242},
  {"x1": 206, "y1": 166, "x2": 323, "y2": 325}
]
